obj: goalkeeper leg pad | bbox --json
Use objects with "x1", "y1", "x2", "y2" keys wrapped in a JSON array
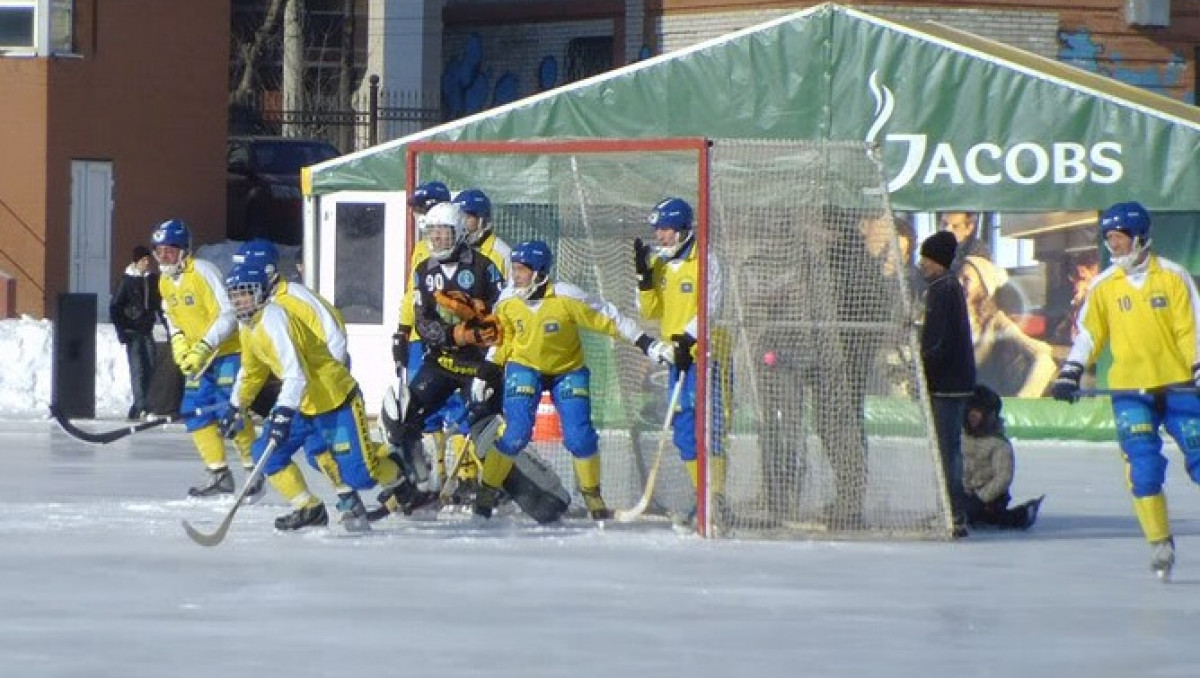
[
  {"x1": 504, "y1": 453, "x2": 570, "y2": 525},
  {"x1": 188, "y1": 466, "x2": 234, "y2": 498}
]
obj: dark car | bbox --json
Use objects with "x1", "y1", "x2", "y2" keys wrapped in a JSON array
[{"x1": 226, "y1": 136, "x2": 340, "y2": 245}]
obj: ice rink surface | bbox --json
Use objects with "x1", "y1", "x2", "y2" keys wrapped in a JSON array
[{"x1": 2, "y1": 419, "x2": 1198, "y2": 678}]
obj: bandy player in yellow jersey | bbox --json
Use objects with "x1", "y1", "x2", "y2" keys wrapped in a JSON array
[
  {"x1": 218, "y1": 238, "x2": 365, "y2": 531},
  {"x1": 470, "y1": 240, "x2": 675, "y2": 521},
  {"x1": 152, "y1": 219, "x2": 261, "y2": 500},
  {"x1": 224, "y1": 256, "x2": 414, "y2": 533},
  {"x1": 635, "y1": 198, "x2": 729, "y2": 524},
  {"x1": 1053, "y1": 201, "x2": 1200, "y2": 581}
]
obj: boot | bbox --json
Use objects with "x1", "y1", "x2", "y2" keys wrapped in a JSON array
[
  {"x1": 473, "y1": 482, "x2": 502, "y2": 519},
  {"x1": 336, "y1": 491, "x2": 371, "y2": 533},
  {"x1": 274, "y1": 503, "x2": 329, "y2": 531},
  {"x1": 1150, "y1": 537, "x2": 1175, "y2": 581},
  {"x1": 242, "y1": 468, "x2": 266, "y2": 505},
  {"x1": 188, "y1": 467, "x2": 234, "y2": 498},
  {"x1": 371, "y1": 477, "x2": 437, "y2": 520},
  {"x1": 581, "y1": 487, "x2": 613, "y2": 521},
  {"x1": 1017, "y1": 495, "x2": 1045, "y2": 530}
]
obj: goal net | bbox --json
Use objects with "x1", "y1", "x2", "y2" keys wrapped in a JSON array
[{"x1": 408, "y1": 138, "x2": 954, "y2": 539}]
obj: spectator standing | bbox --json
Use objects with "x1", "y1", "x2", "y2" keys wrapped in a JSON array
[
  {"x1": 109, "y1": 245, "x2": 162, "y2": 420},
  {"x1": 917, "y1": 230, "x2": 976, "y2": 537}
]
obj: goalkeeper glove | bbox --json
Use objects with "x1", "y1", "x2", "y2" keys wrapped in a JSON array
[
  {"x1": 633, "y1": 238, "x2": 655, "y2": 291},
  {"x1": 179, "y1": 340, "x2": 214, "y2": 377},
  {"x1": 169, "y1": 332, "x2": 190, "y2": 366},
  {"x1": 1051, "y1": 361, "x2": 1084, "y2": 403}
]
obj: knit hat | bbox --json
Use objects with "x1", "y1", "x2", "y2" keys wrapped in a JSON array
[
  {"x1": 132, "y1": 245, "x2": 152, "y2": 262},
  {"x1": 962, "y1": 255, "x2": 1008, "y2": 298},
  {"x1": 920, "y1": 231, "x2": 957, "y2": 269}
]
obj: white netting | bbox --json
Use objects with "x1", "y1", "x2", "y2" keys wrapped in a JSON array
[{"x1": 412, "y1": 139, "x2": 953, "y2": 539}]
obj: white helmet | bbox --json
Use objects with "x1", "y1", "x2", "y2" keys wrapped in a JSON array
[{"x1": 424, "y1": 202, "x2": 468, "y2": 261}]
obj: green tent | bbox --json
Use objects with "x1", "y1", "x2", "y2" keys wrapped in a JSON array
[
  {"x1": 308, "y1": 2, "x2": 1200, "y2": 439},
  {"x1": 310, "y1": 2, "x2": 1200, "y2": 212}
]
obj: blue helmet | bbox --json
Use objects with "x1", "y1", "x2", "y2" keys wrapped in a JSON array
[
  {"x1": 452, "y1": 188, "x2": 492, "y2": 220},
  {"x1": 225, "y1": 261, "x2": 276, "y2": 323},
  {"x1": 511, "y1": 240, "x2": 553, "y2": 275},
  {"x1": 648, "y1": 198, "x2": 693, "y2": 231},
  {"x1": 409, "y1": 181, "x2": 451, "y2": 211},
  {"x1": 1099, "y1": 201, "x2": 1151, "y2": 240},
  {"x1": 232, "y1": 238, "x2": 280, "y2": 279},
  {"x1": 151, "y1": 218, "x2": 191, "y2": 250}
]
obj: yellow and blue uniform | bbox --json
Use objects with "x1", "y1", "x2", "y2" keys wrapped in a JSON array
[
  {"x1": 1066, "y1": 253, "x2": 1200, "y2": 542},
  {"x1": 637, "y1": 239, "x2": 728, "y2": 489},
  {"x1": 490, "y1": 281, "x2": 647, "y2": 469},
  {"x1": 234, "y1": 302, "x2": 400, "y2": 508},
  {"x1": 160, "y1": 257, "x2": 256, "y2": 470},
  {"x1": 242, "y1": 280, "x2": 354, "y2": 510}
]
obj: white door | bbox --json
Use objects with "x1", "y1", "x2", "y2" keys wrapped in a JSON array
[
  {"x1": 69, "y1": 160, "x2": 114, "y2": 315},
  {"x1": 317, "y1": 190, "x2": 407, "y2": 414}
]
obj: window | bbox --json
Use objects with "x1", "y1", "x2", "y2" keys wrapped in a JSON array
[
  {"x1": 0, "y1": 4, "x2": 34, "y2": 50},
  {"x1": 0, "y1": 0, "x2": 73, "y2": 55}
]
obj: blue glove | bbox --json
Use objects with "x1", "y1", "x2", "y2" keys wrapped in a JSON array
[
  {"x1": 217, "y1": 404, "x2": 246, "y2": 440},
  {"x1": 266, "y1": 407, "x2": 296, "y2": 448},
  {"x1": 1051, "y1": 362, "x2": 1083, "y2": 403}
]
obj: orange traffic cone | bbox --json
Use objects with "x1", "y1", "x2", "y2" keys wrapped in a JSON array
[{"x1": 532, "y1": 392, "x2": 562, "y2": 443}]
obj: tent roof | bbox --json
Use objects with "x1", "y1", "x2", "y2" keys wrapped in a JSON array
[{"x1": 309, "y1": 3, "x2": 1200, "y2": 211}]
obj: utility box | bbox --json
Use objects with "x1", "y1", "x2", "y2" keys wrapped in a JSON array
[
  {"x1": 53, "y1": 293, "x2": 97, "y2": 419},
  {"x1": 1127, "y1": 0, "x2": 1170, "y2": 27}
]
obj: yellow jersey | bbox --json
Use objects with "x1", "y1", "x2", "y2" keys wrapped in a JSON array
[
  {"x1": 636, "y1": 241, "x2": 722, "y2": 345},
  {"x1": 1067, "y1": 254, "x2": 1200, "y2": 389},
  {"x1": 491, "y1": 281, "x2": 647, "y2": 376},
  {"x1": 273, "y1": 280, "x2": 348, "y2": 363},
  {"x1": 234, "y1": 302, "x2": 358, "y2": 416},
  {"x1": 159, "y1": 257, "x2": 240, "y2": 357}
]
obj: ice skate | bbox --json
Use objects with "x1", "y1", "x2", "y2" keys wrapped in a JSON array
[
  {"x1": 241, "y1": 468, "x2": 267, "y2": 505},
  {"x1": 1150, "y1": 537, "x2": 1175, "y2": 582},
  {"x1": 187, "y1": 467, "x2": 234, "y2": 498},
  {"x1": 581, "y1": 487, "x2": 613, "y2": 521},
  {"x1": 336, "y1": 491, "x2": 371, "y2": 533},
  {"x1": 274, "y1": 503, "x2": 329, "y2": 531},
  {"x1": 472, "y1": 482, "x2": 502, "y2": 520}
]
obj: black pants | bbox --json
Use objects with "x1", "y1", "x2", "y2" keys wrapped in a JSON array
[{"x1": 123, "y1": 333, "x2": 156, "y2": 414}]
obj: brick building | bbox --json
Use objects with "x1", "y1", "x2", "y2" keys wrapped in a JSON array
[{"x1": 436, "y1": 0, "x2": 1194, "y2": 122}]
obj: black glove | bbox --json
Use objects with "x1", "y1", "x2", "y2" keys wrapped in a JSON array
[
  {"x1": 1051, "y1": 361, "x2": 1084, "y2": 403},
  {"x1": 266, "y1": 407, "x2": 296, "y2": 448},
  {"x1": 1192, "y1": 362, "x2": 1200, "y2": 390},
  {"x1": 391, "y1": 327, "x2": 410, "y2": 379},
  {"x1": 217, "y1": 404, "x2": 245, "y2": 440},
  {"x1": 672, "y1": 333, "x2": 697, "y2": 373},
  {"x1": 633, "y1": 238, "x2": 654, "y2": 291}
]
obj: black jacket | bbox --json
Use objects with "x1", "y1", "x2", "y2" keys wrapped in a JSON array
[
  {"x1": 109, "y1": 265, "x2": 162, "y2": 341},
  {"x1": 920, "y1": 272, "x2": 976, "y2": 395}
]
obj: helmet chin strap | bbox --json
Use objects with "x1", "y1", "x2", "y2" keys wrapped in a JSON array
[
  {"x1": 656, "y1": 230, "x2": 694, "y2": 260},
  {"x1": 1107, "y1": 237, "x2": 1151, "y2": 273},
  {"x1": 515, "y1": 273, "x2": 548, "y2": 300}
]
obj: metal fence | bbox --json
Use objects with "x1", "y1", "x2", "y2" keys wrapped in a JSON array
[{"x1": 229, "y1": 75, "x2": 442, "y2": 153}]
